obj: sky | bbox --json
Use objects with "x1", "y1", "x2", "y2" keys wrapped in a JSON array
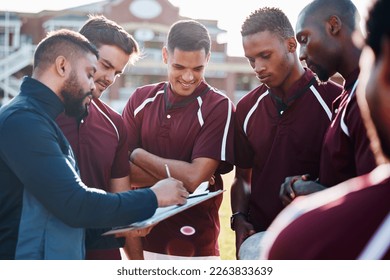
[{"x1": 0, "y1": 0, "x2": 371, "y2": 56}]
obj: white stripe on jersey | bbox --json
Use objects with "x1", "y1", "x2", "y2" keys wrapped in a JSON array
[
  {"x1": 358, "y1": 213, "x2": 390, "y2": 260},
  {"x1": 196, "y1": 87, "x2": 232, "y2": 161},
  {"x1": 261, "y1": 163, "x2": 390, "y2": 260},
  {"x1": 221, "y1": 98, "x2": 233, "y2": 161},
  {"x1": 134, "y1": 89, "x2": 164, "y2": 117},
  {"x1": 243, "y1": 90, "x2": 269, "y2": 135},
  {"x1": 196, "y1": 96, "x2": 204, "y2": 127},
  {"x1": 91, "y1": 100, "x2": 119, "y2": 141},
  {"x1": 340, "y1": 80, "x2": 359, "y2": 137},
  {"x1": 309, "y1": 85, "x2": 332, "y2": 120}
]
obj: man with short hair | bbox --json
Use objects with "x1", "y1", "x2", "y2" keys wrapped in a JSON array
[
  {"x1": 56, "y1": 15, "x2": 142, "y2": 260},
  {"x1": 0, "y1": 29, "x2": 187, "y2": 260},
  {"x1": 230, "y1": 7, "x2": 341, "y2": 258},
  {"x1": 280, "y1": 0, "x2": 377, "y2": 204},
  {"x1": 122, "y1": 20, "x2": 235, "y2": 259},
  {"x1": 259, "y1": 0, "x2": 390, "y2": 259}
]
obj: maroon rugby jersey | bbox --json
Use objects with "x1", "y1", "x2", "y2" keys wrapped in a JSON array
[
  {"x1": 235, "y1": 69, "x2": 341, "y2": 231},
  {"x1": 57, "y1": 98, "x2": 130, "y2": 260},
  {"x1": 262, "y1": 164, "x2": 390, "y2": 260},
  {"x1": 122, "y1": 81, "x2": 234, "y2": 256},
  {"x1": 319, "y1": 68, "x2": 376, "y2": 187}
]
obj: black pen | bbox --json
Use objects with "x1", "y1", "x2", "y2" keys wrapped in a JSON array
[{"x1": 188, "y1": 192, "x2": 209, "y2": 199}]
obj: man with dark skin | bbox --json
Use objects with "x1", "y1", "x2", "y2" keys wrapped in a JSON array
[
  {"x1": 230, "y1": 7, "x2": 341, "y2": 258},
  {"x1": 259, "y1": 0, "x2": 389, "y2": 260},
  {"x1": 280, "y1": 0, "x2": 377, "y2": 204}
]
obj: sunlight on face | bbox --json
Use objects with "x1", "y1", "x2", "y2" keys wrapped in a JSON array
[{"x1": 163, "y1": 47, "x2": 209, "y2": 97}]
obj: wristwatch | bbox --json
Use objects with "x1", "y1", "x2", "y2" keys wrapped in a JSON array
[{"x1": 230, "y1": 212, "x2": 248, "y2": 231}]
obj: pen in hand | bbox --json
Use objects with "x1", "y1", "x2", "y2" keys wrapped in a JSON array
[
  {"x1": 164, "y1": 164, "x2": 171, "y2": 178},
  {"x1": 165, "y1": 163, "x2": 187, "y2": 204}
]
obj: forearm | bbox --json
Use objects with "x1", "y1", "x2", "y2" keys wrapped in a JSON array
[
  {"x1": 123, "y1": 236, "x2": 144, "y2": 260},
  {"x1": 129, "y1": 161, "x2": 159, "y2": 188},
  {"x1": 230, "y1": 168, "x2": 252, "y2": 214},
  {"x1": 130, "y1": 148, "x2": 171, "y2": 180},
  {"x1": 130, "y1": 148, "x2": 218, "y2": 192},
  {"x1": 110, "y1": 176, "x2": 131, "y2": 192},
  {"x1": 230, "y1": 178, "x2": 251, "y2": 214}
]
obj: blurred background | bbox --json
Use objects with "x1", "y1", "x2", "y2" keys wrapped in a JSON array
[{"x1": 0, "y1": 0, "x2": 370, "y2": 259}]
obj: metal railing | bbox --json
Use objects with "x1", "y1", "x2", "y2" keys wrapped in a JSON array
[
  {"x1": 0, "y1": 44, "x2": 34, "y2": 99},
  {"x1": 0, "y1": 44, "x2": 34, "y2": 80}
]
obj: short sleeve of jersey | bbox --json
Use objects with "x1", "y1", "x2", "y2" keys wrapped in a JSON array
[
  {"x1": 344, "y1": 96, "x2": 377, "y2": 175},
  {"x1": 234, "y1": 90, "x2": 261, "y2": 169},
  {"x1": 110, "y1": 113, "x2": 130, "y2": 179},
  {"x1": 191, "y1": 92, "x2": 235, "y2": 173},
  {"x1": 122, "y1": 85, "x2": 159, "y2": 153}
]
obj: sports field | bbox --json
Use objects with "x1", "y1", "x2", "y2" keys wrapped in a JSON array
[{"x1": 218, "y1": 170, "x2": 236, "y2": 260}]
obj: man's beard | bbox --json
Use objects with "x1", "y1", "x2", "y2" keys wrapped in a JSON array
[
  {"x1": 311, "y1": 66, "x2": 330, "y2": 83},
  {"x1": 62, "y1": 72, "x2": 92, "y2": 118},
  {"x1": 316, "y1": 72, "x2": 331, "y2": 83}
]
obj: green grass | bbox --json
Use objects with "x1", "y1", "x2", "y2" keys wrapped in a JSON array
[{"x1": 219, "y1": 170, "x2": 236, "y2": 260}]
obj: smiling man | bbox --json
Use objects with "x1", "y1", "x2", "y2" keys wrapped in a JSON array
[
  {"x1": 56, "y1": 15, "x2": 142, "y2": 260},
  {"x1": 230, "y1": 7, "x2": 342, "y2": 259},
  {"x1": 122, "y1": 20, "x2": 235, "y2": 259},
  {"x1": 0, "y1": 29, "x2": 188, "y2": 260}
]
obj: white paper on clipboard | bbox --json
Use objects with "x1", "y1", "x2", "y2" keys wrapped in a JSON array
[{"x1": 102, "y1": 188, "x2": 224, "y2": 236}]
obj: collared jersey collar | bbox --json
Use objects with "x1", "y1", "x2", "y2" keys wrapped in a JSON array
[
  {"x1": 19, "y1": 76, "x2": 64, "y2": 120},
  {"x1": 268, "y1": 69, "x2": 316, "y2": 115},
  {"x1": 270, "y1": 68, "x2": 315, "y2": 100},
  {"x1": 166, "y1": 81, "x2": 208, "y2": 103},
  {"x1": 165, "y1": 81, "x2": 209, "y2": 110}
]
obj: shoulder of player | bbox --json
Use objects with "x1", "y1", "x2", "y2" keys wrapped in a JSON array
[
  {"x1": 128, "y1": 82, "x2": 166, "y2": 107},
  {"x1": 236, "y1": 85, "x2": 269, "y2": 111},
  {"x1": 312, "y1": 79, "x2": 343, "y2": 99},
  {"x1": 201, "y1": 87, "x2": 235, "y2": 112},
  {"x1": 134, "y1": 82, "x2": 166, "y2": 96},
  {"x1": 89, "y1": 99, "x2": 124, "y2": 126}
]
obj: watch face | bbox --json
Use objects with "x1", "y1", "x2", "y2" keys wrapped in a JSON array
[
  {"x1": 129, "y1": 0, "x2": 162, "y2": 19},
  {"x1": 230, "y1": 212, "x2": 247, "y2": 230},
  {"x1": 230, "y1": 215, "x2": 235, "y2": 230}
]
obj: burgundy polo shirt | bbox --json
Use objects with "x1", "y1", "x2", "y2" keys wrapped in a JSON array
[
  {"x1": 122, "y1": 81, "x2": 235, "y2": 256},
  {"x1": 319, "y1": 68, "x2": 377, "y2": 187},
  {"x1": 56, "y1": 98, "x2": 130, "y2": 260},
  {"x1": 235, "y1": 69, "x2": 341, "y2": 231},
  {"x1": 264, "y1": 164, "x2": 390, "y2": 260}
]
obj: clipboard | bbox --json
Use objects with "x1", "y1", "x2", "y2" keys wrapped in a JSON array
[{"x1": 102, "y1": 189, "x2": 224, "y2": 235}]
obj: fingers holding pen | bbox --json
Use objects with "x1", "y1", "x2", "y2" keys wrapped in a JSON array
[
  {"x1": 163, "y1": 163, "x2": 188, "y2": 205},
  {"x1": 150, "y1": 177, "x2": 188, "y2": 207}
]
